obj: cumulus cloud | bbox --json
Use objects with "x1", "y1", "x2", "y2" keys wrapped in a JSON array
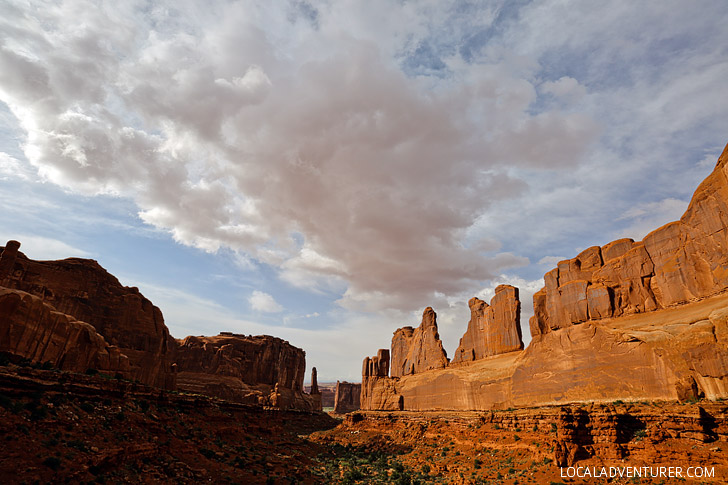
[
  {"x1": 249, "y1": 290, "x2": 284, "y2": 313},
  {"x1": 0, "y1": 0, "x2": 603, "y2": 314},
  {"x1": 2, "y1": 0, "x2": 727, "y2": 323}
]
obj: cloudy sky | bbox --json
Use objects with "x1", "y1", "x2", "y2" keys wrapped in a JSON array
[{"x1": 1, "y1": 0, "x2": 727, "y2": 382}]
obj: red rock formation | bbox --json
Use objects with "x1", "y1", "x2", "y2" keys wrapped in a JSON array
[
  {"x1": 310, "y1": 367, "x2": 323, "y2": 411},
  {"x1": 0, "y1": 241, "x2": 321, "y2": 412},
  {"x1": 0, "y1": 287, "x2": 130, "y2": 375},
  {"x1": 360, "y1": 143, "x2": 728, "y2": 411},
  {"x1": 333, "y1": 381, "x2": 361, "y2": 414},
  {"x1": 174, "y1": 333, "x2": 319, "y2": 411},
  {"x1": 0, "y1": 242, "x2": 176, "y2": 389},
  {"x1": 452, "y1": 285, "x2": 523, "y2": 363},
  {"x1": 530, "y1": 142, "x2": 728, "y2": 337},
  {"x1": 390, "y1": 308, "x2": 448, "y2": 377}
]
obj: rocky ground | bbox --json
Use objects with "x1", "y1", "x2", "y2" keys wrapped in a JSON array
[{"x1": 2, "y1": 355, "x2": 727, "y2": 484}]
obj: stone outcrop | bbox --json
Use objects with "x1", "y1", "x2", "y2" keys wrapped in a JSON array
[
  {"x1": 309, "y1": 367, "x2": 323, "y2": 411},
  {"x1": 390, "y1": 307, "x2": 448, "y2": 377},
  {"x1": 174, "y1": 332, "x2": 319, "y2": 411},
  {"x1": 0, "y1": 242, "x2": 176, "y2": 389},
  {"x1": 530, "y1": 142, "x2": 728, "y2": 337},
  {"x1": 452, "y1": 285, "x2": 523, "y2": 363},
  {"x1": 0, "y1": 241, "x2": 322, "y2": 412},
  {"x1": 360, "y1": 143, "x2": 728, "y2": 411},
  {"x1": 0, "y1": 287, "x2": 130, "y2": 376},
  {"x1": 333, "y1": 381, "x2": 361, "y2": 414}
]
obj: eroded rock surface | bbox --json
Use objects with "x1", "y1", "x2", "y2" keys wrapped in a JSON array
[
  {"x1": 0, "y1": 243, "x2": 175, "y2": 389},
  {"x1": 333, "y1": 381, "x2": 361, "y2": 414},
  {"x1": 390, "y1": 308, "x2": 448, "y2": 377},
  {"x1": 175, "y1": 333, "x2": 319, "y2": 411},
  {"x1": 530, "y1": 143, "x2": 728, "y2": 337},
  {"x1": 452, "y1": 285, "x2": 523, "y2": 363},
  {"x1": 0, "y1": 287, "x2": 130, "y2": 376}
]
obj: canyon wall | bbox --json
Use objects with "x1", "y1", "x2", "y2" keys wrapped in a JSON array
[
  {"x1": 361, "y1": 142, "x2": 728, "y2": 411},
  {"x1": 530, "y1": 143, "x2": 728, "y2": 337},
  {"x1": 0, "y1": 242, "x2": 176, "y2": 389},
  {"x1": 0, "y1": 241, "x2": 321, "y2": 411}
]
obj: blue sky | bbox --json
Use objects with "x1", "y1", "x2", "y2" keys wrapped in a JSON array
[{"x1": 1, "y1": 0, "x2": 727, "y2": 382}]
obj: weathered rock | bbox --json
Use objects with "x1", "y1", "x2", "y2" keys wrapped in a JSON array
[
  {"x1": 333, "y1": 381, "x2": 361, "y2": 414},
  {"x1": 452, "y1": 285, "x2": 523, "y2": 363},
  {"x1": 359, "y1": 143, "x2": 728, "y2": 411},
  {"x1": 0, "y1": 241, "x2": 176, "y2": 389},
  {"x1": 174, "y1": 333, "x2": 319, "y2": 411},
  {"x1": 0, "y1": 287, "x2": 130, "y2": 375},
  {"x1": 390, "y1": 308, "x2": 448, "y2": 377},
  {"x1": 530, "y1": 142, "x2": 728, "y2": 337},
  {"x1": 361, "y1": 293, "x2": 728, "y2": 410}
]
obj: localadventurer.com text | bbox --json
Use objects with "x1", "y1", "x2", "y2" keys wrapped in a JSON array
[{"x1": 560, "y1": 466, "x2": 715, "y2": 480}]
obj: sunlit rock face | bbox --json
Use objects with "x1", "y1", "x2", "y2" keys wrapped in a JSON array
[
  {"x1": 390, "y1": 307, "x2": 448, "y2": 377},
  {"x1": 452, "y1": 285, "x2": 523, "y2": 364},
  {"x1": 361, "y1": 143, "x2": 728, "y2": 411},
  {"x1": 530, "y1": 142, "x2": 728, "y2": 337}
]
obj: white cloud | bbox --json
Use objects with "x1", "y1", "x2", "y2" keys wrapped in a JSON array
[
  {"x1": 616, "y1": 198, "x2": 689, "y2": 240},
  {"x1": 0, "y1": 0, "x2": 603, "y2": 315},
  {"x1": 249, "y1": 290, "x2": 284, "y2": 313}
]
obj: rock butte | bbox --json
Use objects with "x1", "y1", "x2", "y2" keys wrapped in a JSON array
[
  {"x1": 0, "y1": 243, "x2": 320, "y2": 411},
  {"x1": 361, "y1": 142, "x2": 728, "y2": 411},
  {"x1": 333, "y1": 381, "x2": 361, "y2": 414}
]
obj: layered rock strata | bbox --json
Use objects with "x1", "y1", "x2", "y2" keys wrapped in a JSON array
[
  {"x1": 390, "y1": 307, "x2": 448, "y2": 377},
  {"x1": 0, "y1": 241, "x2": 321, "y2": 411},
  {"x1": 453, "y1": 285, "x2": 523, "y2": 363},
  {"x1": 0, "y1": 287, "x2": 130, "y2": 376},
  {"x1": 0, "y1": 242, "x2": 176, "y2": 389},
  {"x1": 530, "y1": 143, "x2": 728, "y2": 337},
  {"x1": 333, "y1": 381, "x2": 361, "y2": 414},
  {"x1": 174, "y1": 333, "x2": 320, "y2": 411},
  {"x1": 361, "y1": 143, "x2": 728, "y2": 411}
]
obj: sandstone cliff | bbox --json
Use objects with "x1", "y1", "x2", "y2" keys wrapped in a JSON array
[
  {"x1": 452, "y1": 285, "x2": 523, "y2": 363},
  {"x1": 360, "y1": 143, "x2": 728, "y2": 411},
  {"x1": 530, "y1": 142, "x2": 728, "y2": 337},
  {"x1": 0, "y1": 287, "x2": 130, "y2": 376},
  {"x1": 0, "y1": 241, "x2": 321, "y2": 412},
  {"x1": 172, "y1": 332, "x2": 320, "y2": 411},
  {"x1": 0, "y1": 241, "x2": 176, "y2": 389},
  {"x1": 390, "y1": 307, "x2": 449, "y2": 377}
]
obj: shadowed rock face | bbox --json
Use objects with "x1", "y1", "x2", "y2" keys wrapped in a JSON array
[
  {"x1": 333, "y1": 381, "x2": 361, "y2": 414},
  {"x1": 0, "y1": 243, "x2": 321, "y2": 411},
  {"x1": 453, "y1": 285, "x2": 523, "y2": 363},
  {"x1": 0, "y1": 245, "x2": 176, "y2": 389},
  {"x1": 390, "y1": 307, "x2": 448, "y2": 377},
  {"x1": 530, "y1": 142, "x2": 728, "y2": 337},
  {"x1": 0, "y1": 287, "x2": 130, "y2": 376},
  {"x1": 174, "y1": 333, "x2": 319, "y2": 411}
]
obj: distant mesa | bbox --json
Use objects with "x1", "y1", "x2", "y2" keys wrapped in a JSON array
[
  {"x1": 0, "y1": 240, "x2": 321, "y2": 412},
  {"x1": 361, "y1": 142, "x2": 728, "y2": 411},
  {"x1": 333, "y1": 381, "x2": 361, "y2": 414}
]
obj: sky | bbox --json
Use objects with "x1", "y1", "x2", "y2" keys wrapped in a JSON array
[{"x1": 1, "y1": 0, "x2": 727, "y2": 383}]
